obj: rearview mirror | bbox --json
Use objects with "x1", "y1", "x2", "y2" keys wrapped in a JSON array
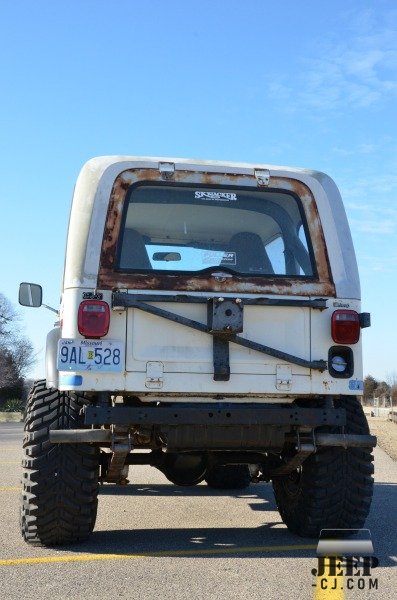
[
  {"x1": 19, "y1": 282, "x2": 43, "y2": 308},
  {"x1": 152, "y1": 252, "x2": 181, "y2": 262}
]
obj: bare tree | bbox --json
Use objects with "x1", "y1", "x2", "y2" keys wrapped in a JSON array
[
  {"x1": 0, "y1": 293, "x2": 19, "y2": 339},
  {"x1": 386, "y1": 371, "x2": 397, "y2": 404},
  {"x1": 363, "y1": 375, "x2": 378, "y2": 403},
  {"x1": 0, "y1": 292, "x2": 35, "y2": 403},
  {"x1": 373, "y1": 381, "x2": 391, "y2": 404}
]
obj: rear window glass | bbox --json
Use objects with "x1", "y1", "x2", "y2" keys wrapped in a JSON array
[{"x1": 117, "y1": 185, "x2": 314, "y2": 277}]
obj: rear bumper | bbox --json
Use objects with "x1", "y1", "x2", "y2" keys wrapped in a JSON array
[
  {"x1": 49, "y1": 405, "x2": 377, "y2": 452},
  {"x1": 83, "y1": 404, "x2": 345, "y2": 427}
]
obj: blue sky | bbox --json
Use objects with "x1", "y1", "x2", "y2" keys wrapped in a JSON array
[{"x1": 1, "y1": 1, "x2": 396, "y2": 382}]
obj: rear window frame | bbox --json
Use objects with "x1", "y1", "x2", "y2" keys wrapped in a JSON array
[{"x1": 97, "y1": 167, "x2": 335, "y2": 296}]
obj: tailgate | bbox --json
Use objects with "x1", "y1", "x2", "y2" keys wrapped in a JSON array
[{"x1": 124, "y1": 296, "x2": 315, "y2": 387}]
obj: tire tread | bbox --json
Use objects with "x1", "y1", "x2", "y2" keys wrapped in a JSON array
[
  {"x1": 20, "y1": 380, "x2": 99, "y2": 546},
  {"x1": 272, "y1": 396, "x2": 374, "y2": 538}
]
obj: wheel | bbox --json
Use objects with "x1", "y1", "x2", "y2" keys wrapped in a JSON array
[
  {"x1": 272, "y1": 396, "x2": 374, "y2": 538},
  {"x1": 21, "y1": 380, "x2": 99, "y2": 546},
  {"x1": 205, "y1": 464, "x2": 251, "y2": 490}
]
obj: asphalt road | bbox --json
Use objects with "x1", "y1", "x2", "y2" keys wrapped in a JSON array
[{"x1": 0, "y1": 422, "x2": 396, "y2": 600}]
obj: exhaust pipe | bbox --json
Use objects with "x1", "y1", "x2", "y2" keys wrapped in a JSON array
[
  {"x1": 50, "y1": 429, "x2": 111, "y2": 444},
  {"x1": 315, "y1": 433, "x2": 376, "y2": 448}
]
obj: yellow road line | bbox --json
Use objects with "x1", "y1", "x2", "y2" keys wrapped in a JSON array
[
  {"x1": 0, "y1": 544, "x2": 316, "y2": 566},
  {"x1": 0, "y1": 487, "x2": 20, "y2": 491},
  {"x1": 0, "y1": 461, "x2": 20, "y2": 464},
  {"x1": 315, "y1": 582, "x2": 344, "y2": 600},
  {"x1": 314, "y1": 558, "x2": 344, "y2": 600}
]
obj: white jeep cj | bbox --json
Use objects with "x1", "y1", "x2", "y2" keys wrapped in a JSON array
[{"x1": 19, "y1": 156, "x2": 375, "y2": 546}]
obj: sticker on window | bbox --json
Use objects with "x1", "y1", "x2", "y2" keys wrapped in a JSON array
[
  {"x1": 194, "y1": 191, "x2": 237, "y2": 202},
  {"x1": 202, "y1": 250, "x2": 225, "y2": 265},
  {"x1": 221, "y1": 252, "x2": 236, "y2": 266}
]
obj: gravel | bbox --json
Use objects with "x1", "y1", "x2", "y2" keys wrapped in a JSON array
[{"x1": 368, "y1": 416, "x2": 397, "y2": 462}]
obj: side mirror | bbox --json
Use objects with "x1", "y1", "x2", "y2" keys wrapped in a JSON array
[{"x1": 19, "y1": 282, "x2": 43, "y2": 308}]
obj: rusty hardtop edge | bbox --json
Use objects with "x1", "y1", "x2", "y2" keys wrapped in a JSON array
[{"x1": 82, "y1": 155, "x2": 328, "y2": 178}]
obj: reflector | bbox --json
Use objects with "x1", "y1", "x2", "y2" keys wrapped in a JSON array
[{"x1": 331, "y1": 355, "x2": 347, "y2": 372}]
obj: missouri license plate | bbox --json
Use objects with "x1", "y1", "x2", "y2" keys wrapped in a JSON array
[{"x1": 57, "y1": 339, "x2": 124, "y2": 372}]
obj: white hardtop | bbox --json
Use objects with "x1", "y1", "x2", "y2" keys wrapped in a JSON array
[{"x1": 63, "y1": 156, "x2": 360, "y2": 299}]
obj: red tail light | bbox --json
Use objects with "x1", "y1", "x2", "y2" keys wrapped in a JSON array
[
  {"x1": 331, "y1": 310, "x2": 360, "y2": 344},
  {"x1": 78, "y1": 300, "x2": 110, "y2": 338}
]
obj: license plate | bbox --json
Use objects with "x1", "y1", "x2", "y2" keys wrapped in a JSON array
[{"x1": 57, "y1": 339, "x2": 124, "y2": 372}]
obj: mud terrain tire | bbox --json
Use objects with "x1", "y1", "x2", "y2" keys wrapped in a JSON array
[
  {"x1": 20, "y1": 380, "x2": 99, "y2": 546},
  {"x1": 205, "y1": 464, "x2": 251, "y2": 490},
  {"x1": 272, "y1": 396, "x2": 374, "y2": 538}
]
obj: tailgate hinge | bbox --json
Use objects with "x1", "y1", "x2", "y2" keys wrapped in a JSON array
[
  {"x1": 146, "y1": 361, "x2": 164, "y2": 389},
  {"x1": 276, "y1": 365, "x2": 292, "y2": 391},
  {"x1": 159, "y1": 162, "x2": 175, "y2": 180},
  {"x1": 254, "y1": 169, "x2": 270, "y2": 186}
]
